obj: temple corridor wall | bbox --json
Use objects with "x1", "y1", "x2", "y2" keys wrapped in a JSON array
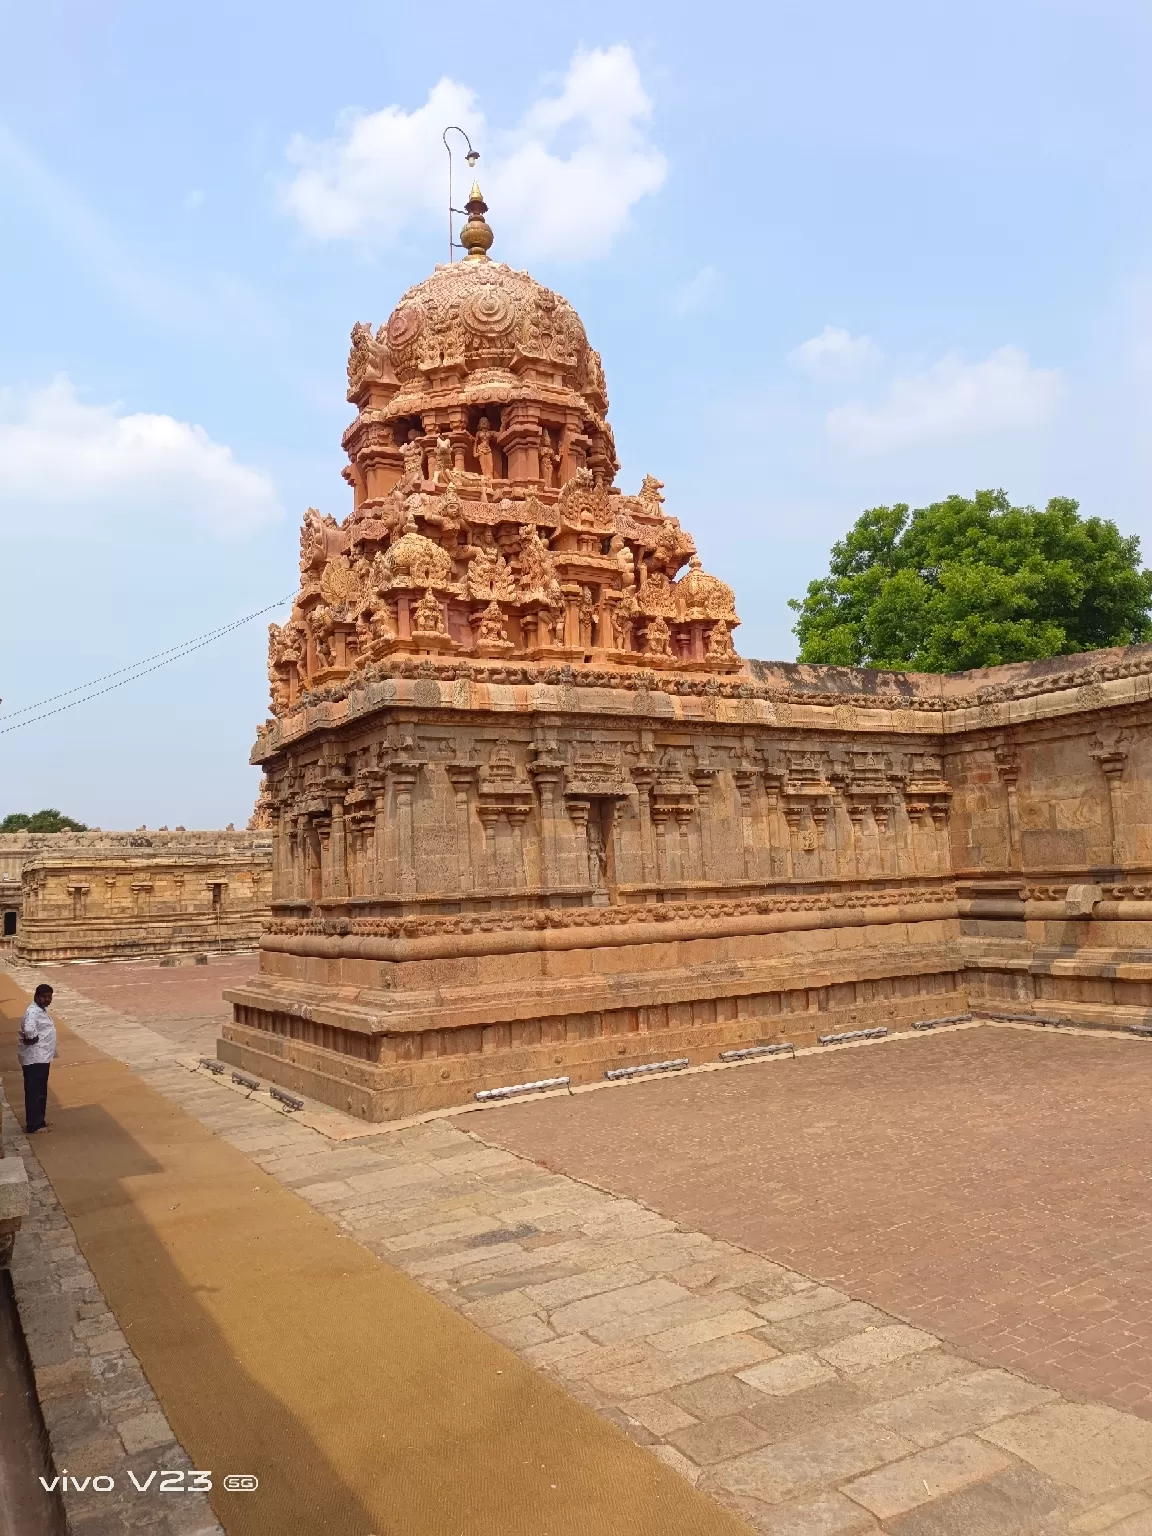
[
  {"x1": 13, "y1": 830, "x2": 272, "y2": 962},
  {"x1": 222, "y1": 643, "x2": 1152, "y2": 1120}
]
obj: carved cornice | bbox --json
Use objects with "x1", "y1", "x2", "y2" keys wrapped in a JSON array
[{"x1": 266, "y1": 880, "x2": 957, "y2": 941}]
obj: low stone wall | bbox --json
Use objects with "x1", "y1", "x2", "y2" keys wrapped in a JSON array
[{"x1": 13, "y1": 831, "x2": 271, "y2": 963}]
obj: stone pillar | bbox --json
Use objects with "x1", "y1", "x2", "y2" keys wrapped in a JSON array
[
  {"x1": 478, "y1": 807, "x2": 501, "y2": 888},
  {"x1": 329, "y1": 800, "x2": 348, "y2": 898},
  {"x1": 509, "y1": 809, "x2": 528, "y2": 889},
  {"x1": 812, "y1": 804, "x2": 831, "y2": 879},
  {"x1": 567, "y1": 799, "x2": 592, "y2": 889},
  {"x1": 692, "y1": 771, "x2": 715, "y2": 881},
  {"x1": 903, "y1": 803, "x2": 926, "y2": 875},
  {"x1": 871, "y1": 804, "x2": 891, "y2": 875},
  {"x1": 762, "y1": 775, "x2": 787, "y2": 879},
  {"x1": 847, "y1": 804, "x2": 867, "y2": 877},
  {"x1": 373, "y1": 794, "x2": 388, "y2": 897},
  {"x1": 446, "y1": 766, "x2": 477, "y2": 894},
  {"x1": 734, "y1": 771, "x2": 759, "y2": 881},
  {"x1": 782, "y1": 802, "x2": 804, "y2": 881},
  {"x1": 1093, "y1": 745, "x2": 1128, "y2": 867},
  {"x1": 563, "y1": 588, "x2": 581, "y2": 649},
  {"x1": 317, "y1": 822, "x2": 332, "y2": 899},
  {"x1": 631, "y1": 768, "x2": 657, "y2": 885},
  {"x1": 676, "y1": 810, "x2": 694, "y2": 883},
  {"x1": 272, "y1": 809, "x2": 285, "y2": 899},
  {"x1": 930, "y1": 805, "x2": 950, "y2": 872},
  {"x1": 530, "y1": 767, "x2": 563, "y2": 891},
  {"x1": 500, "y1": 403, "x2": 542, "y2": 483},
  {"x1": 390, "y1": 765, "x2": 420, "y2": 897},
  {"x1": 652, "y1": 808, "x2": 679, "y2": 883},
  {"x1": 994, "y1": 748, "x2": 1022, "y2": 870}
]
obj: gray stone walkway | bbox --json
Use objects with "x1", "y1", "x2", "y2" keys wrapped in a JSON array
[{"x1": 9, "y1": 958, "x2": 1152, "y2": 1536}]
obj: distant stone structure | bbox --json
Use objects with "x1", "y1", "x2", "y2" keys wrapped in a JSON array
[
  {"x1": 10, "y1": 830, "x2": 271, "y2": 963},
  {"x1": 221, "y1": 188, "x2": 1152, "y2": 1121},
  {"x1": 0, "y1": 832, "x2": 35, "y2": 941}
]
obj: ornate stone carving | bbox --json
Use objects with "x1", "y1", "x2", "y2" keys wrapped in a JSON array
[
  {"x1": 347, "y1": 322, "x2": 395, "y2": 400},
  {"x1": 319, "y1": 554, "x2": 363, "y2": 611},
  {"x1": 375, "y1": 515, "x2": 458, "y2": 593}
]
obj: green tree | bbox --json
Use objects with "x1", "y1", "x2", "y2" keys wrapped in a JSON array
[
  {"x1": 789, "y1": 490, "x2": 1152, "y2": 672},
  {"x1": 0, "y1": 809, "x2": 89, "y2": 833}
]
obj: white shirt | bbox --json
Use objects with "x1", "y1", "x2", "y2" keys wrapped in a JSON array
[{"x1": 18, "y1": 1003, "x2": 57, "y2": 1067}]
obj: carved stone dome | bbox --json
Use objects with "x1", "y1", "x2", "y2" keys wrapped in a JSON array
[{"x1": 383, "y1": 258, "x2": 604, "y2": 406}]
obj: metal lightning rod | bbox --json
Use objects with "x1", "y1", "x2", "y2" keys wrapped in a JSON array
[{"x1": 442, "y1": 126, "x2": 479, "y2": 262}]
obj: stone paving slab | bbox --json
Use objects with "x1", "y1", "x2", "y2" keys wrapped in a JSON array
[
  {"x1": 10, "y1": 959, "x2": 1152, "y2": 1535},
  {"x1": 478, "y1": 1022, "x2": 1152, "y2": 1420}
]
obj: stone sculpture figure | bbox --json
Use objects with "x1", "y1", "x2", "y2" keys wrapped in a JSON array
[
  {"x1": 401, "y1": 431, "x2": 424, "y2": 489},
  {"x1": 412, "y1": 589, "x2": 447, "y2": 637},
  {"x1": 644, "y1": 616, "x2": 672, "y2": 657},
  {"x1": 578, "y1": 587, "x2": 598, "y2": 649},
  {"x1": 539, "y1": 431, "x2": 557, "y2": 488},
  {"x1": 612, "y1": 591, "x2": 638, "y2": 652},
  {"x1": 473, "y1": 417, "x2": 495, "y2": 478}
]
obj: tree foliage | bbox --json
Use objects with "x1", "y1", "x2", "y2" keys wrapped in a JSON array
[
  {"x1": 789, "y1": 490, "x2": 1152, "y2": 672},
  {"x1": 0, "y1": 809, "x2": 89, "y2": 833}
]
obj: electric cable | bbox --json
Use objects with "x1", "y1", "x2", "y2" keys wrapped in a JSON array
[{"x1": 0, "y1": 594, "x2": 294, "y2": 735}]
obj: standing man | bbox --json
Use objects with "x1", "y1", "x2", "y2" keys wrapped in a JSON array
[{"x1": 18, "y1": 983, "x2": 57, "y2": 1135}]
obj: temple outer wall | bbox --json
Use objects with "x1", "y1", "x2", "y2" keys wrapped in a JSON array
[
  {"x1": 221, "y1": 643, "x2": 1152, "y2": 1121},
  {"x1": 13, "y1": 830, "x2": 272, "y2": 963}
]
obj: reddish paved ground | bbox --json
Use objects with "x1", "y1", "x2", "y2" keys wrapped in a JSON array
[
  {"x1": 479, "y1": 1025, "x2": 1152, "y2": 1418},
  {"x1": 36, "y1": 956, "x2": 258, "y2": 1056}
]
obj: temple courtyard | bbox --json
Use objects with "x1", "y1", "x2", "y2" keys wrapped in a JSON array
[{"x1": 5, "y1": 957, "x2": 1152, "y2": 1535}]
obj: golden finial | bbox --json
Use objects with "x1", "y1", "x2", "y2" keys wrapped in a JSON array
[{"x1": 460, "y1": 183, "x2": 494, "y2": 261}]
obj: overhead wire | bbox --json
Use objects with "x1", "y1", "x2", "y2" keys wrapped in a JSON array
[{"x1": 0, "y1": 594, "x2": 295, "y2": 736}]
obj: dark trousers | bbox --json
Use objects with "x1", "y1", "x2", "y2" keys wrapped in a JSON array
[{"x1": 22, "y1": 1062, "x2": 50, "y2": 1133}]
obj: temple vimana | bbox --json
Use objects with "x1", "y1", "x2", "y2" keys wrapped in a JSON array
[{"x1": 219, "y1": 187, "x2": 1152, "y2": 1121}]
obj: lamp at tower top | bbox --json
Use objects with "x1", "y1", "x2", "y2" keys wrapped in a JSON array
[{"x1": 442, "y1": 126, "x2": 480, "y2": 263}]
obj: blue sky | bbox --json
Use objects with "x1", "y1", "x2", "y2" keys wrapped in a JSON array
[{"x1": 3, "y1": 0, "x2": 1151, "y2": 828}]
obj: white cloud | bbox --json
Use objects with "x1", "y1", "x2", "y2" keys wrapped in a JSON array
[
  {"x1": 0, "y1": 377, "x2": 281, "y2": 537},
  {"x1": 827, "y1": 345, "x2": 1063, "y2": 454},
  {"x1": 789, "y1": 325, "x2": 882, "y2": 377},
  {"x1": 282, "y1": 46, "x2": 667, "y2": 262},
  {"x1": 674, "y1": 266, "x2": 718, "y2": 316}
]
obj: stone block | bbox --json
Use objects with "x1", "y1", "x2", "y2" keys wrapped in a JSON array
[
  {"x1": 117, "y1": 1408, "x2": 176, "y2": 1455},
  {"x1": 874, "y1": 1462, "x2": 1072, "y2": 1535},
  {"x1": 588, "y1": 1333, "x2": 775, "y2": 1400},
  {"x1": 0, "y1": 1157, "x2": 30, "y2": 1222},
  {"x1": 739, "y1": 1353, "x2": 838, "y2": 1397},
  {"x1": 669, "y1": 1372, "x2": 767, "y2": 1422},
  {"x1": 979, "y1": 1401, "x2": 1152, "y2": 1497},
  {"x1": 622, "y1": 1394, "x2": 698, "y2": 1436},
  {"x1": 668, "y1": 1413, "x2": 773, "y2": 1466},
  {"x1": 732, "y1": 1491, "x2": 875, "y2": 1535},
  {"x1": 753, "y1": 1287, "x2": 850, "y2": 1324},
  {"x1": 649, "y1": 1309, "x2": 765, "y2": 1353},
  {"x1": 864, "y1": 1367, "x2": 1055, "y2": 1448},
  {"x1": 549, "y1": 1277, "x2": 692, "y2": 1335},
  {"x1": 710, "y1": 1417, "x2": 914, "y2": 1503},
  {"x1": 842, "y1": 1435, "x2": 1009, "y2": 1519},
  {"x1": 818, "y1": 1326, "x2": 937, "y2": 1374}
]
